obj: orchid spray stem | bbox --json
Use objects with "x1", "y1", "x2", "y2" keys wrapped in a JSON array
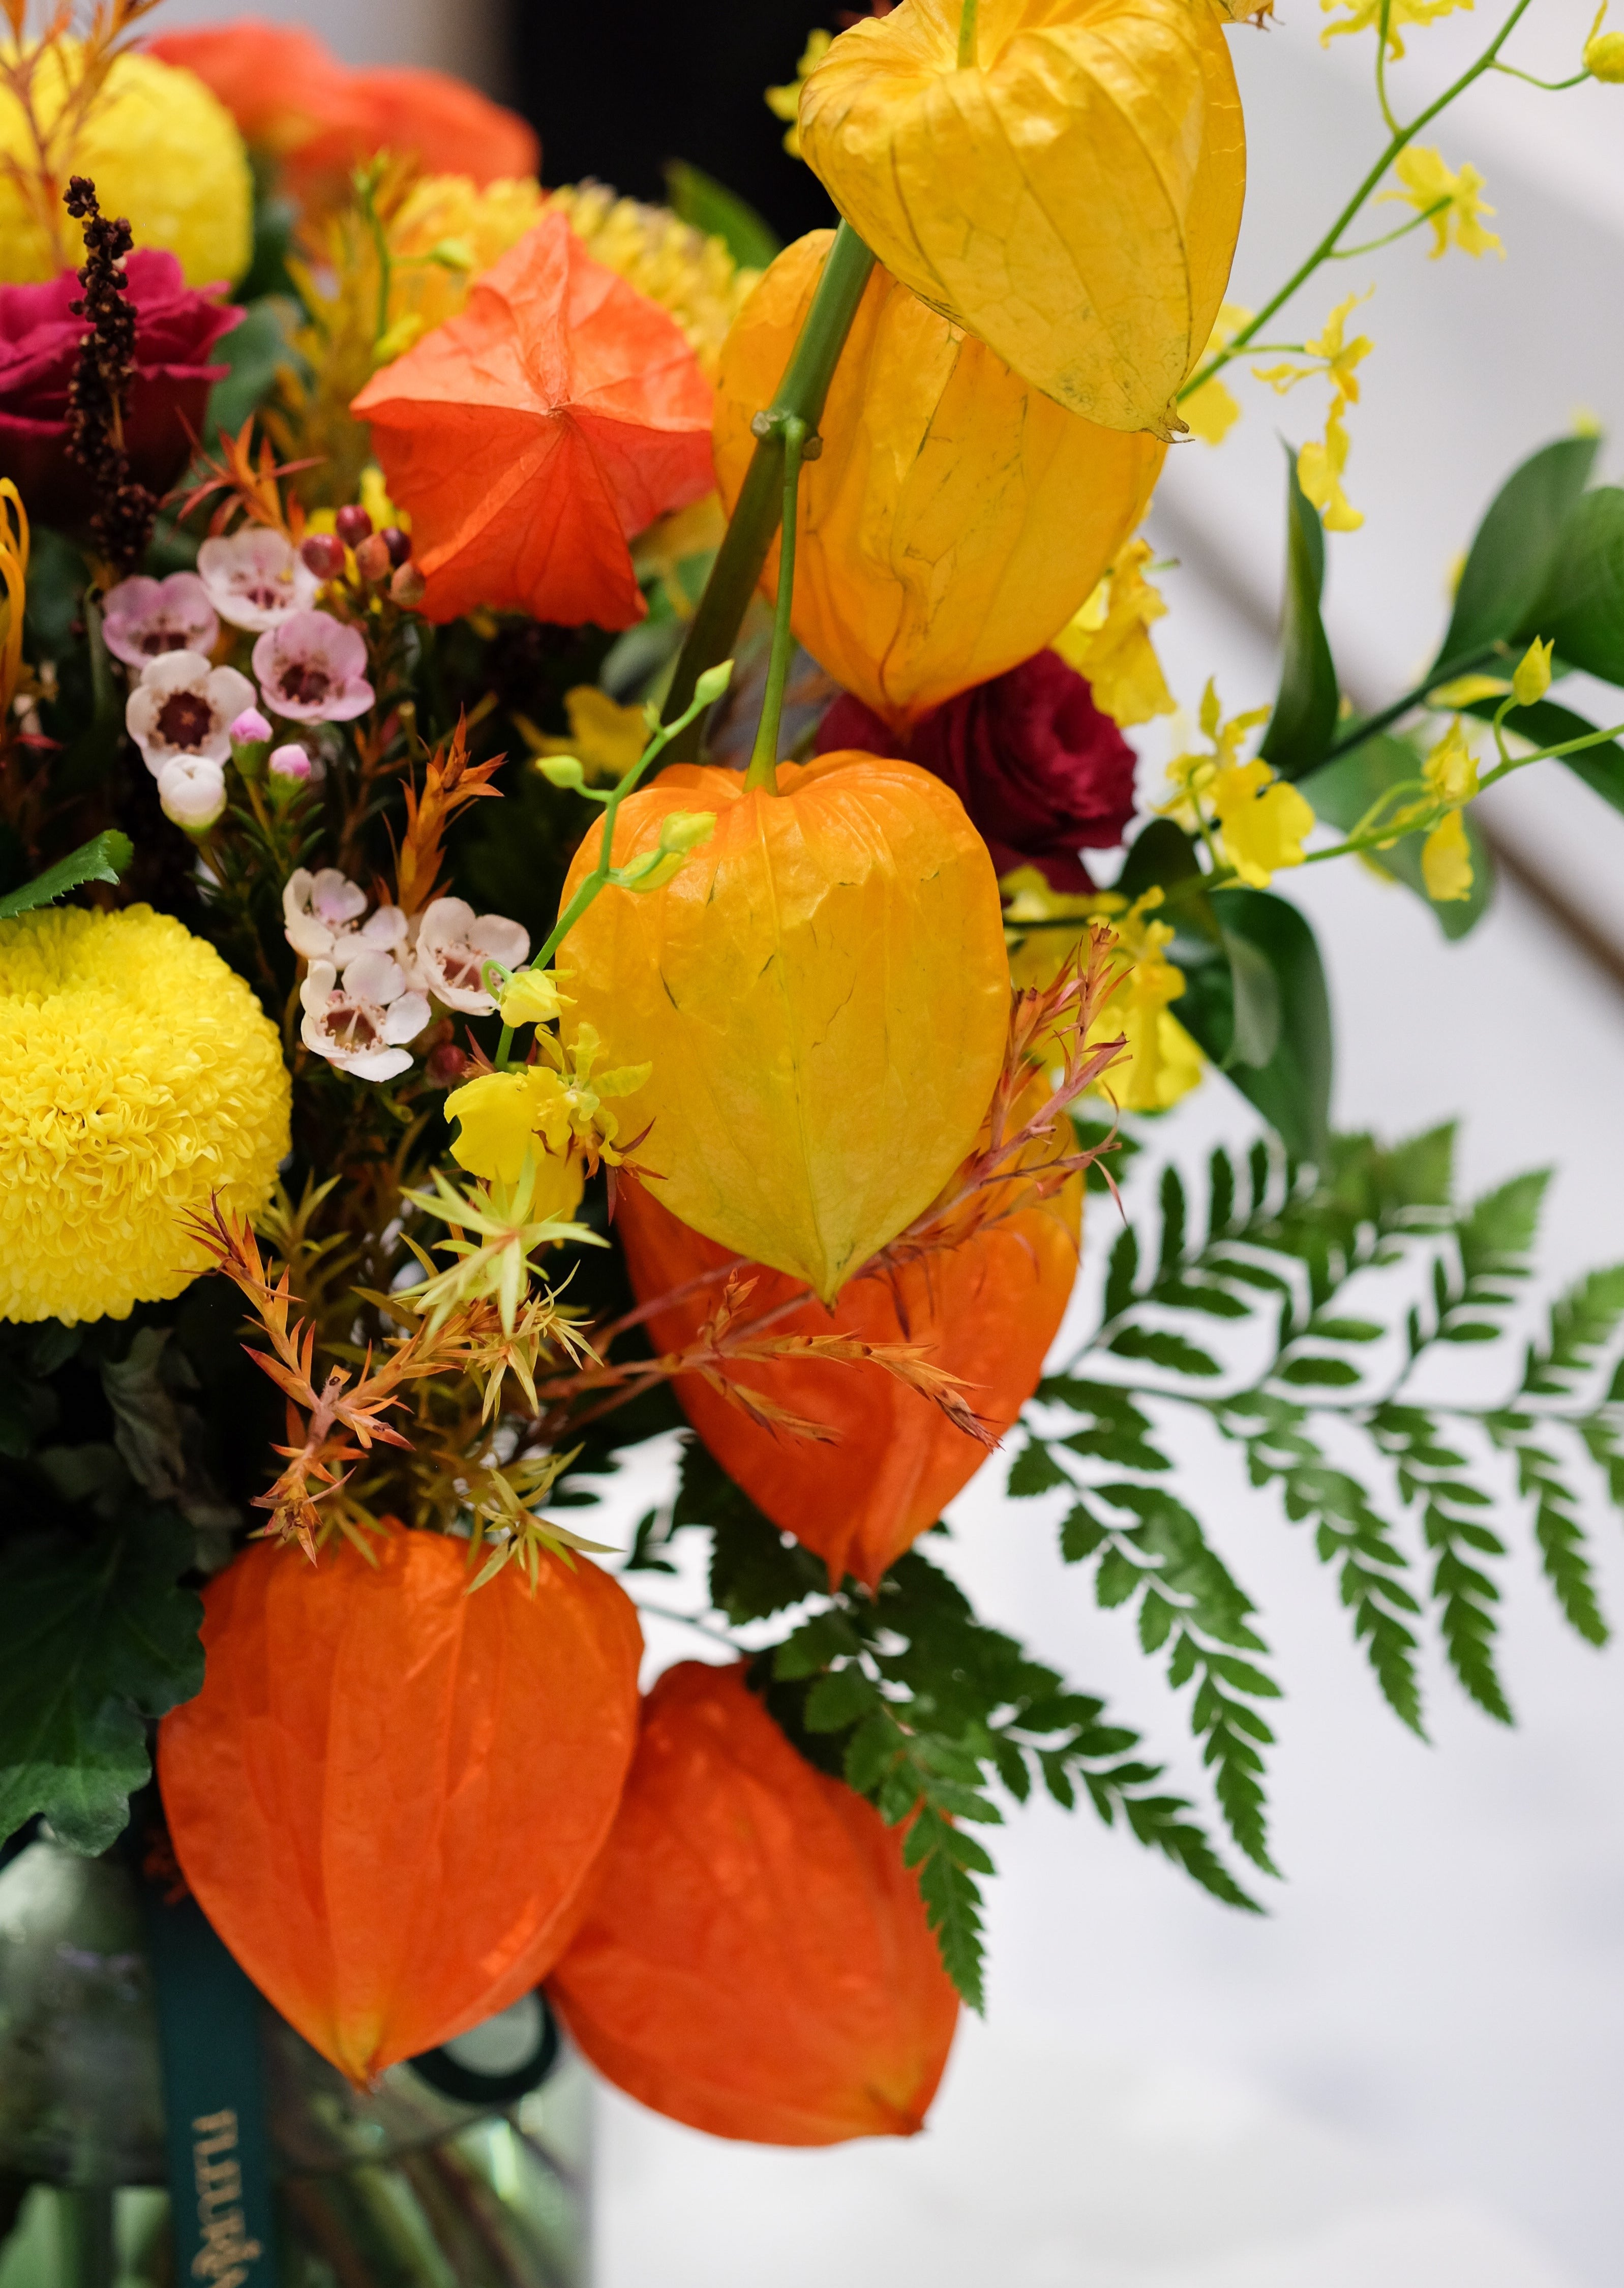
[
  {"x1": 661, "y1": 222, "x2": 875, "y2": 757},
  {"x1": 744, "y1": 414, "x2": 810, "y2": 793}
]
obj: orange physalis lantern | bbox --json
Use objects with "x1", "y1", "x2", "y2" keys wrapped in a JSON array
[
  {"x1": 712, "y1": 230, "x2": 1165, "y2": 726},
  {"x1": 796, "y1": 0, "x2": 1246, "y2": 438},
  {"x1": 352, "y1": 212, "x2": 713, "y2": 629},
  {"x1": 615, "y1": 1126, "x2": 1081, "y2": 1588},
  {"x1": 548, "y1": 1661, "x2": 959, "y2": 2143},
  {"x1": 158, "y1": 1529, "x2": 642, "y2": 2085},
  {"x1": 557, "y1": 751, "x2": 1010, "y2": 1302}
]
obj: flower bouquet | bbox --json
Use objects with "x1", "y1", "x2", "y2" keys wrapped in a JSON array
[{"x1": 2, "y1": 0, "x2": 1623, "y2": 2278}]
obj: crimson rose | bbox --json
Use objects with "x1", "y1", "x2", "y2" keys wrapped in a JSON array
[
  {"x1": 0, "y1": 251, "x2": 242, "y2": 533},
  {"x1": 817, "y1": 648, "x2": 1137, "y2": 891}
]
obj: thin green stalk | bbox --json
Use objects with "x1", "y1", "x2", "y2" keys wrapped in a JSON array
[
  {"x1": 1322, "y1": 642, "x2": 1501, "y2": 760},
  {"x1": 745, "y1": 414, "x2": 809, "y2": 791},
  {"x1": 1179, "y1": 0, "x2": 1536, "y2": 404},
  {"x1": 661, "y1": 222, "x2": 876, "y2": 756},
  {"x1": 1374, "y1": 0, "x2": 1400, "y2": 136},
  {"x1": 958, "y1": 0, "x2": 981, "y2": 68},
  {"x1": 1331, "y1": 200, "x2": 1450, "y2": 261}
]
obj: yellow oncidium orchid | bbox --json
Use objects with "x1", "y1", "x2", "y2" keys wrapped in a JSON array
[
  {"x1": 1002, "y1": 871, "x2": 1203, "y2": 1115},
  {"x1": 1380, "y1": 147, "x2": 1503, "y2": 261},
  {"x1": 1054, "y1": 541, "x2": 1177, "y2": 729},
  {"x1": 1319, "y1": 0, "x2": 1472, "y2": 61},
  {"x1": 1512, "y1": 638, "x2": 1555, "y2": 708},
  {"x1": 1161, "y1": 686, "x2": 1311, "y2": 889},
  {"x1": 523, "y1": 686, "x2": 650, "y2": 786},
  {"x1": 1587, "y1": 3, "x2": 1624, "y2": 77},
  {"x1": 1421, "y1": 809, "x2": 1473, "y2": 903},
  {"x1": 1182, "y1": 302, "x2": 1255, "y2": 448},
  {"x1": 796, "y1": 0, "x2": 1246, "y2": 438},
  {"x1": 446, "y1": 1025, "x2": 651, "y2": 1189},
  {"x1": 1254, "y1": 290, "x2": 1373, "y2": 405},
  {"x1": 1423, "y1": 722, "x2": 1481, "y2": 810},
  {"x1": 1299, "y1": 394, "x2": 1364, "y2": 533},
  {"x1": 765, "y1": 29, "x2": 832, "y2": 159}
]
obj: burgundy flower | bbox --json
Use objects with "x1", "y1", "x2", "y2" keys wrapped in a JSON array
[
  {"x1": 0, "y1": 250, "x2": 241, "y2": 532},
  {"x1": 816, "y1": 648, "x2": 1138, "y2": 892}
]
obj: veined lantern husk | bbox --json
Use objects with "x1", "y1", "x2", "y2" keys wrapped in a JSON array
[
  {"x1": 713, "y1": 230, "x2": 1165, "y2": 726},
  {"x1": 0, "y1": 1831, "x2": 590, "y2": 2286},
  {"x1": 797, "y1": 0, "x2": 1246, "y2": 439}
]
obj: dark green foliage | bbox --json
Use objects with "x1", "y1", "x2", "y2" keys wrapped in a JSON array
[
  {"x1": 1259, "y1": 445, "x2": 1340, "y2": 782},
  {"x1": 0, "y1": 1510, "x2": 203, "y2": 1854},
  {"x1": 1438, "y1": 434, "x2": 1599, "y2": 668},
  {"x1": 0, "y1": 830, "x2": 131, "y2": 920}
]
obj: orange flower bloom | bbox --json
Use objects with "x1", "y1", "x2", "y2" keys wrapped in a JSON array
[
  {"x1": 158, "y1": 1528, "x2": 642, "y2": 2085},
  {"x1": 148, "y1": 20, "x2": 538, "y2": 196},
  {"x1": 549, "y1": 1661, "x2": 959, "y2": 2144},
  {"x1": 352, "y1": 213, "x2": 714, "y2": 628}
]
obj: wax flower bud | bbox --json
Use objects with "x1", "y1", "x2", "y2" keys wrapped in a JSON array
[
  {"x1": 390, "y1": 560, "x2": 428, "y2": 608},
  {"x1": 158, "y1": 755, "x2": 228, "y2": 832},
  {"x1": 1585, "y1": 4, "x2": 1624, "y2": 77},
  {"x1": 354, "y1": 531, "x2": 393, "y2": 583},
  {"x1": 335, "y1": 503, "x2": 373, "y2": 550},
  {"x1": 1512, "y1": 636, "x2": 1554, "y2": 707},
  {"x1": 229, "y1": 706, "x2": 273, "y2": 777},
  {"x1": 299, "y1": 532, "x2": 345, "y2": 581},
  {"x1": 268, "y1": 742, "x2": 313, "y2": 797},
  {"x1": 380, "y1": 526, "x2": 412, "y2": 568}
]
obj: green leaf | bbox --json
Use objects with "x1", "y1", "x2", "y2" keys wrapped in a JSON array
[
  {"x1": 1006, "y1": 1437, "x2": 1071, "y2": 1497},
  {"x1": 676, "y1": 1439, "x2": 826, "y2": 1622},
  {"x1": 1521, "y1": 485, "x2": 1624, "y2": 686},
  {"x1": 0, "y1": 1510, "x2": 203, "y2": 1853},
  {"x1": 1299, "y1": 733, "x2": 1494, "y2": 941},
  {"x1": 1438, "y1": 433, "x2": 1599, "y2": 667},
  {"x1": 803, "y1": 1666, "x2": 880, "y2": 1732},
  {"x1": 1116, "y1": 818, "x2": 1220, "y2": 938},
  {"x1": 910, "y1": 1816, "x2": 988, "y2": 2011},
  {"x1": 1260, "y1": 444, "x2": 1340, "y2": 781},
  {"x1": 201, "y1": 298, "x2": 293, "y2": 445},
  {"x1": 0, "y1": 830, "x2": 132, "y2": 921},
  {"x1": 1461, "y1": 695, "x2": 1624, "y2": 822},
  {"x1": 1179, "y1": 890, "x2": 1332, "y2": 1167},
  {"x1": 1103, "y1": 1224, "x2": 1139, "y2": 1324},
  {"x1": 1108, "y1": 1326, "x2": 1221, "y2": 1377},
  {"x1": 1277, "y1": 1355, "x2": 1364, "y2": 1388},
  {"x1": 664, "y1": 160, "x2": 783, "y2": 272}
]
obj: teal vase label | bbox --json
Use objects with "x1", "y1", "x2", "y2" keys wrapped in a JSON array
[{"x1": 140, "y1": 1881, "x2": 277, "y2": 2288}]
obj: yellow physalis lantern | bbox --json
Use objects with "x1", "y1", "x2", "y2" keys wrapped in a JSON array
[
  {"x1": 557, "y1": 753, "x2": 1010, "y2": 1302},
  {"x1": 797, "y1": 0, "x2": 1246, "y2": 437},
  {"x1": 713, "y1": 231, "x2": 1165, "y2": 726},
  {"x1": 0, "y1": 46, "x2": 252, "y2": 286}
]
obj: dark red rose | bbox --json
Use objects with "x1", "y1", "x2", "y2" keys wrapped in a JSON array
[
  {"x1": 816, "y1": 648, "x2": 1137, "y2": 892},
  {"x1": 0, "y1": 251, "x2": 242, "y2": 533}
]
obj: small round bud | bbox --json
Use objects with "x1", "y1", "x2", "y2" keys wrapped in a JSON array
[
  {"x1": 229, "y1": 707, "x2": 272, "y2": 746},
  {"x1": 335, "y1": 503, "x2": 373, "y2": 550},
  {"x1": 389, "y1": 560, "x2": 428, "y2": 608},
  {"x1": 299, "y1": 532, "x2": 345, "y2": 580},
  {"x1": 1587, "y1": 26, "x2": 1624, "y2": 76},
  {"x1": 381, "y1": 525, "x2": 412, "y2": 568},
  {"x1": 157, "y1": 756, "x2": 227, "y2": 833},
  {"x1": 425, "y1": 1041, "x2": 471, "y2": 1089},
  {"x1": 268, "y1": 742, "x2": 313, "y2": 782},
  {"x1": 354, "y1": 532, "x2": 393, "y2": 583}
]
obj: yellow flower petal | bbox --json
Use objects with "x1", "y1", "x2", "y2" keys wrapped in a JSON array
[
  {"x1": 446, "y1": 1071, "x2": 538, "y2": 1186},
  {"x1": 1422, "y1": 809, "x2": 1473, "y2": 903}
]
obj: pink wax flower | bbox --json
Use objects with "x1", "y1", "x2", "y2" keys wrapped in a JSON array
[
  {"x1": 252, "y1": 610, "x2": 374, "y2": 723},
  {"x1": 198, "y1": 528, "x2": 318, "y2": 632},
  {"x1": 101, "y1": 572, "x2": 219, "y2": 668}
]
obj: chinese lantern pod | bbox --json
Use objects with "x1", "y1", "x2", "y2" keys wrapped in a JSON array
[
  {"x1": 549, "y1": 1661, "x2": 959, "y2": 2144},
  {"x1": 713, "y1": 231, "x2": 1164, "y2": 726},
  {"x1": 558, "y1": 752, "x2": 1010, "y2": 1303},
  {"x1": 797, "y1": 0, "x2": 1245, "y2": 438},
  {"x1": 158, "y1": 1530, "x2": 643, "y2": 2085},
  {"x1": 616, "y1": 1143, "x2": 1081, "y2": 1588}
]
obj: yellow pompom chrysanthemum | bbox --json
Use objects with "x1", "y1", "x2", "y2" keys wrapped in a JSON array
[
  {"x1": 0, "y1": 46, "x2": 252, "y2": 285},
  {"x1": 545, "y1": 183, "x2": 759, "y2": 375},
  {"x1": 0, "y1": 906, "x2": 289, "y2": 1324}
]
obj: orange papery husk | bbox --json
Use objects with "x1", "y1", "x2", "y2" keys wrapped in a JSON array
[
  {"x1": 557, "y1": 751, "x2": 1010, "y2": 1303},
  {"x1": 548, "y1": 1660, "x2": 959, "y2": 2144},
  {"x1": 351, "y1": 212, "x2": 714, "y2": 630},
  {"x1": 615, "y1": 1087, "x2": 1082, "y2": 1590},
  {"x1": 158, "y1": 1529, "x2": 642, "y2": 2086},
  {"x1": 712, "y1": 229, "x2": 1165, "y2": 727}
]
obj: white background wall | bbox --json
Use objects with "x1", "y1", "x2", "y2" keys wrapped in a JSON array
[{"x1": 147, "y1": 1, "x2": 1624, "y2": 2277}]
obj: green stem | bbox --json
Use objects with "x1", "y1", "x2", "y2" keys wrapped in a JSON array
[
  {"x1": 1178, "y1": 0, "x2": 1536, "y2": 404},
  {"x1": 661, "y1": 222, "x2": 876, "y2": 757},
  {"x1": 1490, "y1": 61, "x2": 1589, "y2": 89},
  {"x1": 1321, "y1": 642, "x2": 1502, "y2": 760},
  {"x1": 1374, "y1": 0, "x2": 1399, "y2": 135},
  {"x1": 745, "y1": 414, "x2": 809, "y2": 791},
  {"x1": 1331, "y1": 201, "x2": 1450, "y2": 260},
  {"x1": 958, "y1": 0, "x2": 980, "y2": 68}
]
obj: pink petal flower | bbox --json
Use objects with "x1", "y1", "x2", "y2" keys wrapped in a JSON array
[
  {"x1": 252, "y1": 609, "x2": 374, "y2": 724},
  {"x1": 197, "y1": 528, "x2": 318, "y2": 632},
  {"x1": 410, "y1": 896, "x2": 530, "y2": 1013},
  {"x1": 102, "y1": 571, "x2": 219, "y2": 667},
  {"x1": 125, "y1": 651, "x2": 256, "y2": 774}
]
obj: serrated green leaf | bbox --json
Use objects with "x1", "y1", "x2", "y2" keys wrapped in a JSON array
[
  {"x1": 0, "y1": 1510, "x2": 203, "y2": 1853},
  {"x1": 0, "y1": 830, "x2": 133, "y2": 922},
  {"x1": 1007, "y1": 1437, "x2": 1071, "y2": 1498},
  {"x1": 1095, "y1": 1547, "x2": 1143, "y2": 1609},
  {"x1": 1060, "y1": 1501, "x2": 1108, "y2": 1563},
  {"x1": 1103, "y1": 1225, "x2": 1140, "y2": 1324},
  {"x1": 1277, "y1": 1354, "x2": 1364, "y2": 1388},
  {"x1": 1108, "y1": 1326, "x2": 1221, "y2": 1377},
  {"x1": 803, "y1": 1667, "x2": 880, "y2": 1733}
]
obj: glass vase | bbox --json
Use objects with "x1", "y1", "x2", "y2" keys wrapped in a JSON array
[{"x1": 0, "y1": 1836, "x2": 589, "y2": 2288}]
